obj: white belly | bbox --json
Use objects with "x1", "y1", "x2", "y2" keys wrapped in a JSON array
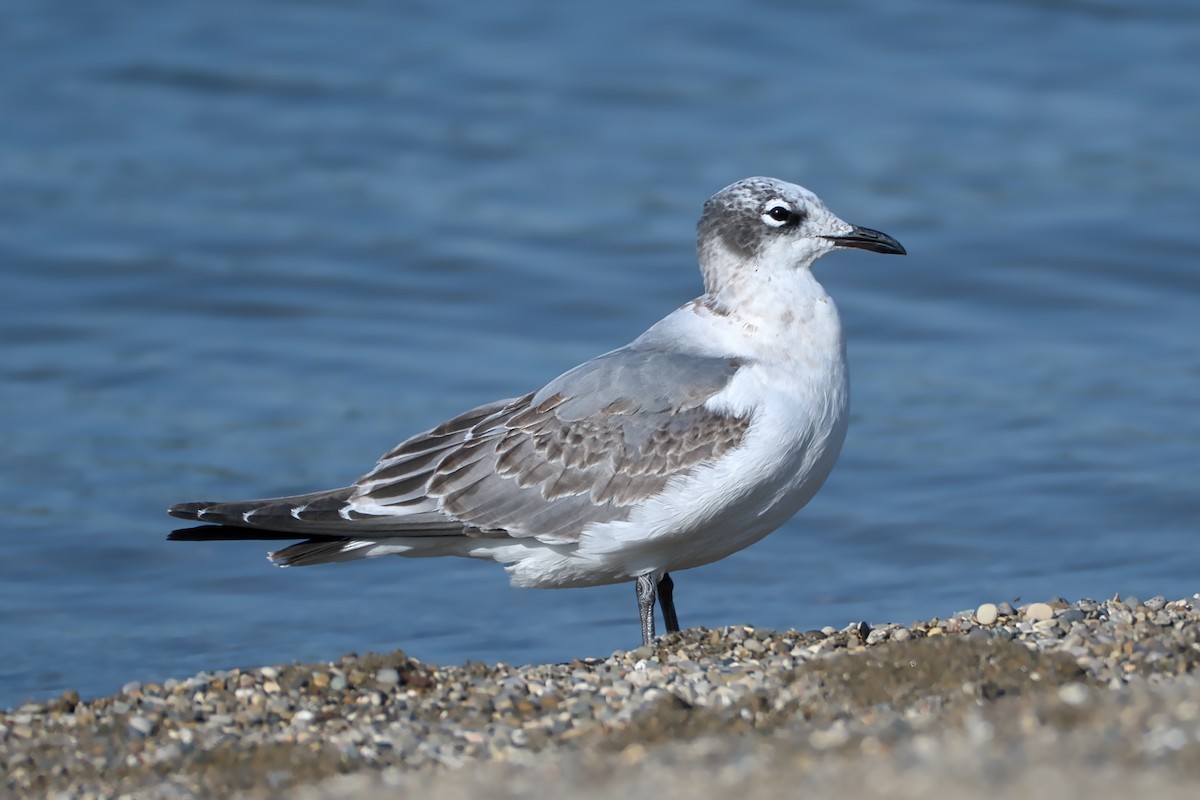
[{"x1": 492, "y1": 355, "x2": 850, "y2": 588}]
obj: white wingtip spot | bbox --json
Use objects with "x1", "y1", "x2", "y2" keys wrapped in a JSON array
[
  {"x1": 290, "y1": 504, "x2": 308, "y2": 520},
  {"x1": 242, "y1": 509, "x2": 257, "y2": 523}
]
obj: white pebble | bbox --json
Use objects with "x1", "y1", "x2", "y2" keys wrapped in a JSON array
[
  {"x1": 975, "y1": 603, "x2": 999, "y2": 625},
  {"x1": 1024, "y1": 602, "x2": 1054, "y2": 622},
  {"x1": 128, "y1": 716, "x2": 154, "y2": 736},
  {"x1": 1057, "y1": 683, "x2": 1089, "y2": 706}
]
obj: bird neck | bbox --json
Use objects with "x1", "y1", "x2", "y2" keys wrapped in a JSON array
[{"x1": 702, "y1": 259, "x2": 830, "y2": 324}]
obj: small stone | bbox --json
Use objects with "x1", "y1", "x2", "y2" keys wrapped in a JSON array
[
  {"x1": 1108, "y1": 607, "x2": 1134, "y2": 625},
  {"x1": 865, "y1": 628, "x2": 890, "y2": 645},
  {"x1": 975, "y1": 603, "x2": 999, "y2": 625},
  {"x1": 376, "y1": 668, "x2": 401, "y2": 685},
  {"x1": 52, "y1": 690, "x2": 80, "y2": 713},
  {"x1": 1058, "y1": 683, "x2": 1090, "y2": 706},
  {"x1": 996, "y1": 601, "x2": 1016, "y2": 616},
  {"x1": 620, "y1": 743, "x2": 647, "y2": 764},
  {"x1": 128, "y1": 716, "x2": 154, "y2": 736},
  {"x1": 1024, "y1": 602, "x2": 1054, "y2": 622}
]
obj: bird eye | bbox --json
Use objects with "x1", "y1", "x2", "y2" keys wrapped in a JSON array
[{"x1": 761, "y1": 204, "x2": 795, "y2": 227}]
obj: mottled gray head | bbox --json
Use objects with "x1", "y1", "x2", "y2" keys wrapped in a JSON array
[{"x1": 696, "y1": 177, "x2": 904, "y2": 292}]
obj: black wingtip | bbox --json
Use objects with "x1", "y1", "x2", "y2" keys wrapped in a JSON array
[
  {"x1": 169, "y1": 525, "x2": 298, "y2": 542},
  {"x1": 167, "y1": 502, "x2": 210, "y2": 521},
  {"x1": 167, "y1": 525, "x2": 220, "y2": 541},
  {"x1": 167, "y1": 525, "x2": 346, "y2": 543}
]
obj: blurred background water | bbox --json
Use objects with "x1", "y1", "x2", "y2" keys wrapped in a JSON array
[{"x1": 1, "y1": 0, "x2": 1197, "y2": 708}]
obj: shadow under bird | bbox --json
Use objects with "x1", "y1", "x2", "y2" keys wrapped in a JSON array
[{"x1": 169, "y1": 177, "x2": 905, "y2": 646}]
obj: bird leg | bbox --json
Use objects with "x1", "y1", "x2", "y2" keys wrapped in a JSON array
[
  {"x1": 636, "y1": 574, "x2": 657, "y2": 645},
  {"x1": 652, "y1": 573, "x2": 681, "y2": 633},
  {"x1": 657, "y1": 572, "x2": 680, "y2": 634}
]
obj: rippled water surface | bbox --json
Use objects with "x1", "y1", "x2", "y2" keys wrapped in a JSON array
[{"x1": 2, "y1": 0, "x2": 1198, "y2": 707}]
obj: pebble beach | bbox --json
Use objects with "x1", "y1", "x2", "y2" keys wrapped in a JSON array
[{"x1": 5, "y1": 594, "x2": 1200, "y2": 799}]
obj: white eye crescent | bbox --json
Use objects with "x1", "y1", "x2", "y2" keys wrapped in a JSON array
[{"x1": 761, "y1": 202, "x2": 794, "y2": 227}]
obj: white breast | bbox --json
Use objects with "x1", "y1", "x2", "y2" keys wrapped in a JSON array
[{"x1": 574, "y1": 275, "x2": 851, "y2": 580}]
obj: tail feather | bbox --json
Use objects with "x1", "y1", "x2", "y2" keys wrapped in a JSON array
[
  {"x1": 169, "y1": 525, "x2": 404, "y2": 567},
  {"x1": 168, "y1": 487, "x2": 479, "y2": 567},
  {"x1": 270, "y1": 539, "x2": 386, "y2": 567}
]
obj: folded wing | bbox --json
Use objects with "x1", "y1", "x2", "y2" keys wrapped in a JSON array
[{"x1": 170, "y1": 347, "x2": 751, "y2": 548}]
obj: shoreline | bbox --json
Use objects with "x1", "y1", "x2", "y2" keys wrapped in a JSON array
[{"x1": 5, "y1": 593, "x2": 1200, "y2": 798}]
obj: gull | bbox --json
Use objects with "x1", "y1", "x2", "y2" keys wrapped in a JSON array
[{"x1": 168, "y1": 177, "x2": 905, "y2": 646}]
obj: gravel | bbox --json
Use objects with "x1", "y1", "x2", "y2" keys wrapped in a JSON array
[{"x1": 4, "y1": 593, "x2": 1200, "y2": 799}]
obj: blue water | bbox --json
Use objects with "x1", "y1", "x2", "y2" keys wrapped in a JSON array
[{"x1": 2, "y1": 0, "x2": 1198, "y2": 708}]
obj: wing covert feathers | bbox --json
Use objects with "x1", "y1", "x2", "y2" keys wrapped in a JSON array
[{"x1": 171, "y1": 348, "x2": 751, "y2": 545}]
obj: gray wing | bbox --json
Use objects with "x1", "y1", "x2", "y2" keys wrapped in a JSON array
[
  {"x1": 352, "y1": 347, "x2": 750, "y2": 542},
  {"x1": 169, "y1": 347, "x2": 751, "y2": 545}
]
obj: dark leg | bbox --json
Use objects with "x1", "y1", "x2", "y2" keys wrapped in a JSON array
[
  {"x1": 657, "y1": 573, "x2": 680, "y2": 634},
  {"x1": 635, "y1": 574, "x2": 657, "y2": 646}
]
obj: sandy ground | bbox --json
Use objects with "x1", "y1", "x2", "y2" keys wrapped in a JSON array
[{"x1": 4, "y1": 595, "x2": 1199, "y2": 799}]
